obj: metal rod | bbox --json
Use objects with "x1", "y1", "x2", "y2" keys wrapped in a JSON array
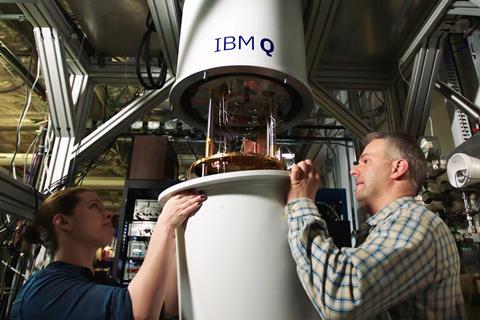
[
  {"x1": 0, "y1": 40, "x2": 45, "y2": 97},
  {"x1": 435, "y1": 80, "x2": 480, "y2": 123},
  {"x1": 205, "y1": 92, "x2": 215, "y2": 158}
]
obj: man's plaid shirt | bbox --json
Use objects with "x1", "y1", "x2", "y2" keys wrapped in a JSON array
[{"x1": 285, "y1": 196, "x2": 465, "y2": 319}]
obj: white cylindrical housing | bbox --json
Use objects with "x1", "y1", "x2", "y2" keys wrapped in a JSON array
[
  {"x1": 170, "y1": 0, "x2": 313, "y2": 132},
  {"x1": 447, "y1": 153, "x2": 480, "y2": 188},
  {"x1": 158, "y1": 171, "x2": 318, "y2": 320}
]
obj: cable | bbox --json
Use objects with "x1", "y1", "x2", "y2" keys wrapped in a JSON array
[
  {"x1": 10, "y1": 54, "x2": 41, "y2": 180},
  {"x1": 398, "y1": 60, "x2": 410, "y2": 86},
  {"x1": 136, "y1": 12, "x2": 168, "y2": 90},
  {"x1": 23, "y1": 123, "x2": 45, "y2": 183},
  {"x1": 187, "y1": 138, "x2": 199, "y2": 160},
  {"x1": 9, "y1": 49, "x2": 34, "y2": 178}
]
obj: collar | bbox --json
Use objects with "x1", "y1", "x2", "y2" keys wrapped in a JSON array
[
  {"x1": 48, "y1": 261, "x2": 94, "y2": 281},
  {"x1": 365, "y1": 196, "x2": 416, "y2": 226}
]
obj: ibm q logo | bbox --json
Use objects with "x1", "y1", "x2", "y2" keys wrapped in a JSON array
[{"x1": 214, "y1": 35, "x2": 275, "y2": 57}]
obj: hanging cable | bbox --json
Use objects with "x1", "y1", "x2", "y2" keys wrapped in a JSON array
[
  {"x1": 136, "y1": 12, "x2": 168, "y2": 90},
  {"x1": 10, "y1": 52, "x2": 41, "y2": 180}
]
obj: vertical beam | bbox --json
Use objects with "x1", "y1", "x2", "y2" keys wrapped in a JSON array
[
  {"x1": 336, "y1": 142, "x2": 358, "y2": 233},
  {"x1": 346, "y1": 91, "x2": 361, "y2": 116},
  {"x1": 70, "y1": 74, "x2": 93, "y2": 141},
  {"x1": 385, "y1": 75, "x2": 407, "y2": 132},
  {"x1": 33, "y1": 27, "x2": 77, "y2": 190},
  {"x1": 147, "y1": 0, "x2": 181, "y2": 76},
  {"x1": 401, "y1": 36, "x2": 445, "y2": 137},
  {"x1": 42, "y1": 137, "x2": 75, "y2": 192},
  {"x1": 34, "y1": 28, "x2": 75, "y2": 136},
  {"x1": 347, "y1": 91, "x2": 368, "y2": 154}
]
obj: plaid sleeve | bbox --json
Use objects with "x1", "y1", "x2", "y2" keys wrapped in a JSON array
[{"x1": 285, "y1": 198, "x2": 437, "y2": 319}]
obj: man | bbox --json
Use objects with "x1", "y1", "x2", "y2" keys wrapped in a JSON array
[{"x1": 285, "y1": 132, "x2": 465, "y2": 319}]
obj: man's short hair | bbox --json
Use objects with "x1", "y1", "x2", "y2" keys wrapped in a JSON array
[{"x1": 364, "y1": 132, "x2": 427, "y2": 193}]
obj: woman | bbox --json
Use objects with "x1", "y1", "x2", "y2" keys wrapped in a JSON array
[{"x1": 11, "y1": 187, "x2": 206, "y2": 320}]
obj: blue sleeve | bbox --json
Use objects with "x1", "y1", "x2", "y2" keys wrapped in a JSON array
[{"x1": 11, "y1": 269, "x2": 133, "y2": 320}]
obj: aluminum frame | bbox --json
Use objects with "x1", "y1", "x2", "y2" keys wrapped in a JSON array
[
  {"x1": 33, "y1": 27, "x2": 78, "y2": 190},
  {"x1": 310, "y1": 82, "x2": 372, "y2": 139},
  {"x1": 401, "y1": 36, "x2": 446, "y2": 137},
  {"x1": 70, "y1": 78, "x2": 174, "y2": 162}
]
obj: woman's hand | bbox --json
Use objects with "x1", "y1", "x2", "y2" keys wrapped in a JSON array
[
  {"x1": 158, "y1": 192, "x2": 206, "y2": 229},
  {"x1": 129, "y1": 191, "x2": 206, "y2": 320}
]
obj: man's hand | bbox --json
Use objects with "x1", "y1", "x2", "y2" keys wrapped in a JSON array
[{"x1": 287, "y1": 159, "x2": 321, "y2": 203}]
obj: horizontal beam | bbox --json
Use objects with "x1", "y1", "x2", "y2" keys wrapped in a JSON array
[
  {"x1": 79, "y1": 177, "x2": 124, "y2": 189},
  {"x1": 0, "y1": 153, "x2": 33, "y2": 166},
  {"x1": 309, "y1": 65, "x2": 392, "y2": 90},
  {"x1": 89, "y1": 62, "x2": 166, "y2": 84}
]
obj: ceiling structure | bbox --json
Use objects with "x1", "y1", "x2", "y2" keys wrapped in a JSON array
[{"x1": 0, "y1": 0, "x2": 477, "y2": 212}]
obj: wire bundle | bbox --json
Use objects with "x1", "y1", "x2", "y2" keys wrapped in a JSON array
[{"x1": 136, "y1": 12, "x2": 168, "y2": 90}]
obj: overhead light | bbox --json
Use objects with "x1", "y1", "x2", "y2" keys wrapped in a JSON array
[
  {"x1": 130, "y1": 121, "x2": 143, "y2": 130},
  {"x1": 147, "y1": 121, "x2": 160, "y2": 130},
  {"x1": 281, "y1": 153, "x2": 295, "y2": 160}
]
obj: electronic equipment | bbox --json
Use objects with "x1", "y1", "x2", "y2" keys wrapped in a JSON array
[
  {"x1": 133, "y1": 199, "x2": 162, "y2": 221},
  {"x1": 127, "y1": 241, "x2": 148, "y2": 258},
  {"x1": 128, "y1": 221, "x2": 156, "y2": 237}
]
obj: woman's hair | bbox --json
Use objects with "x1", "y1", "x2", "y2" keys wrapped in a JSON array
[{"x1": 24, "y1": 187, "x2": 92, "y2": 252}]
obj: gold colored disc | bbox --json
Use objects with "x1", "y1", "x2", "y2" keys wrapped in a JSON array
[{"x1": 188, "y1": 152, "x2": 285, "y2": 179}]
